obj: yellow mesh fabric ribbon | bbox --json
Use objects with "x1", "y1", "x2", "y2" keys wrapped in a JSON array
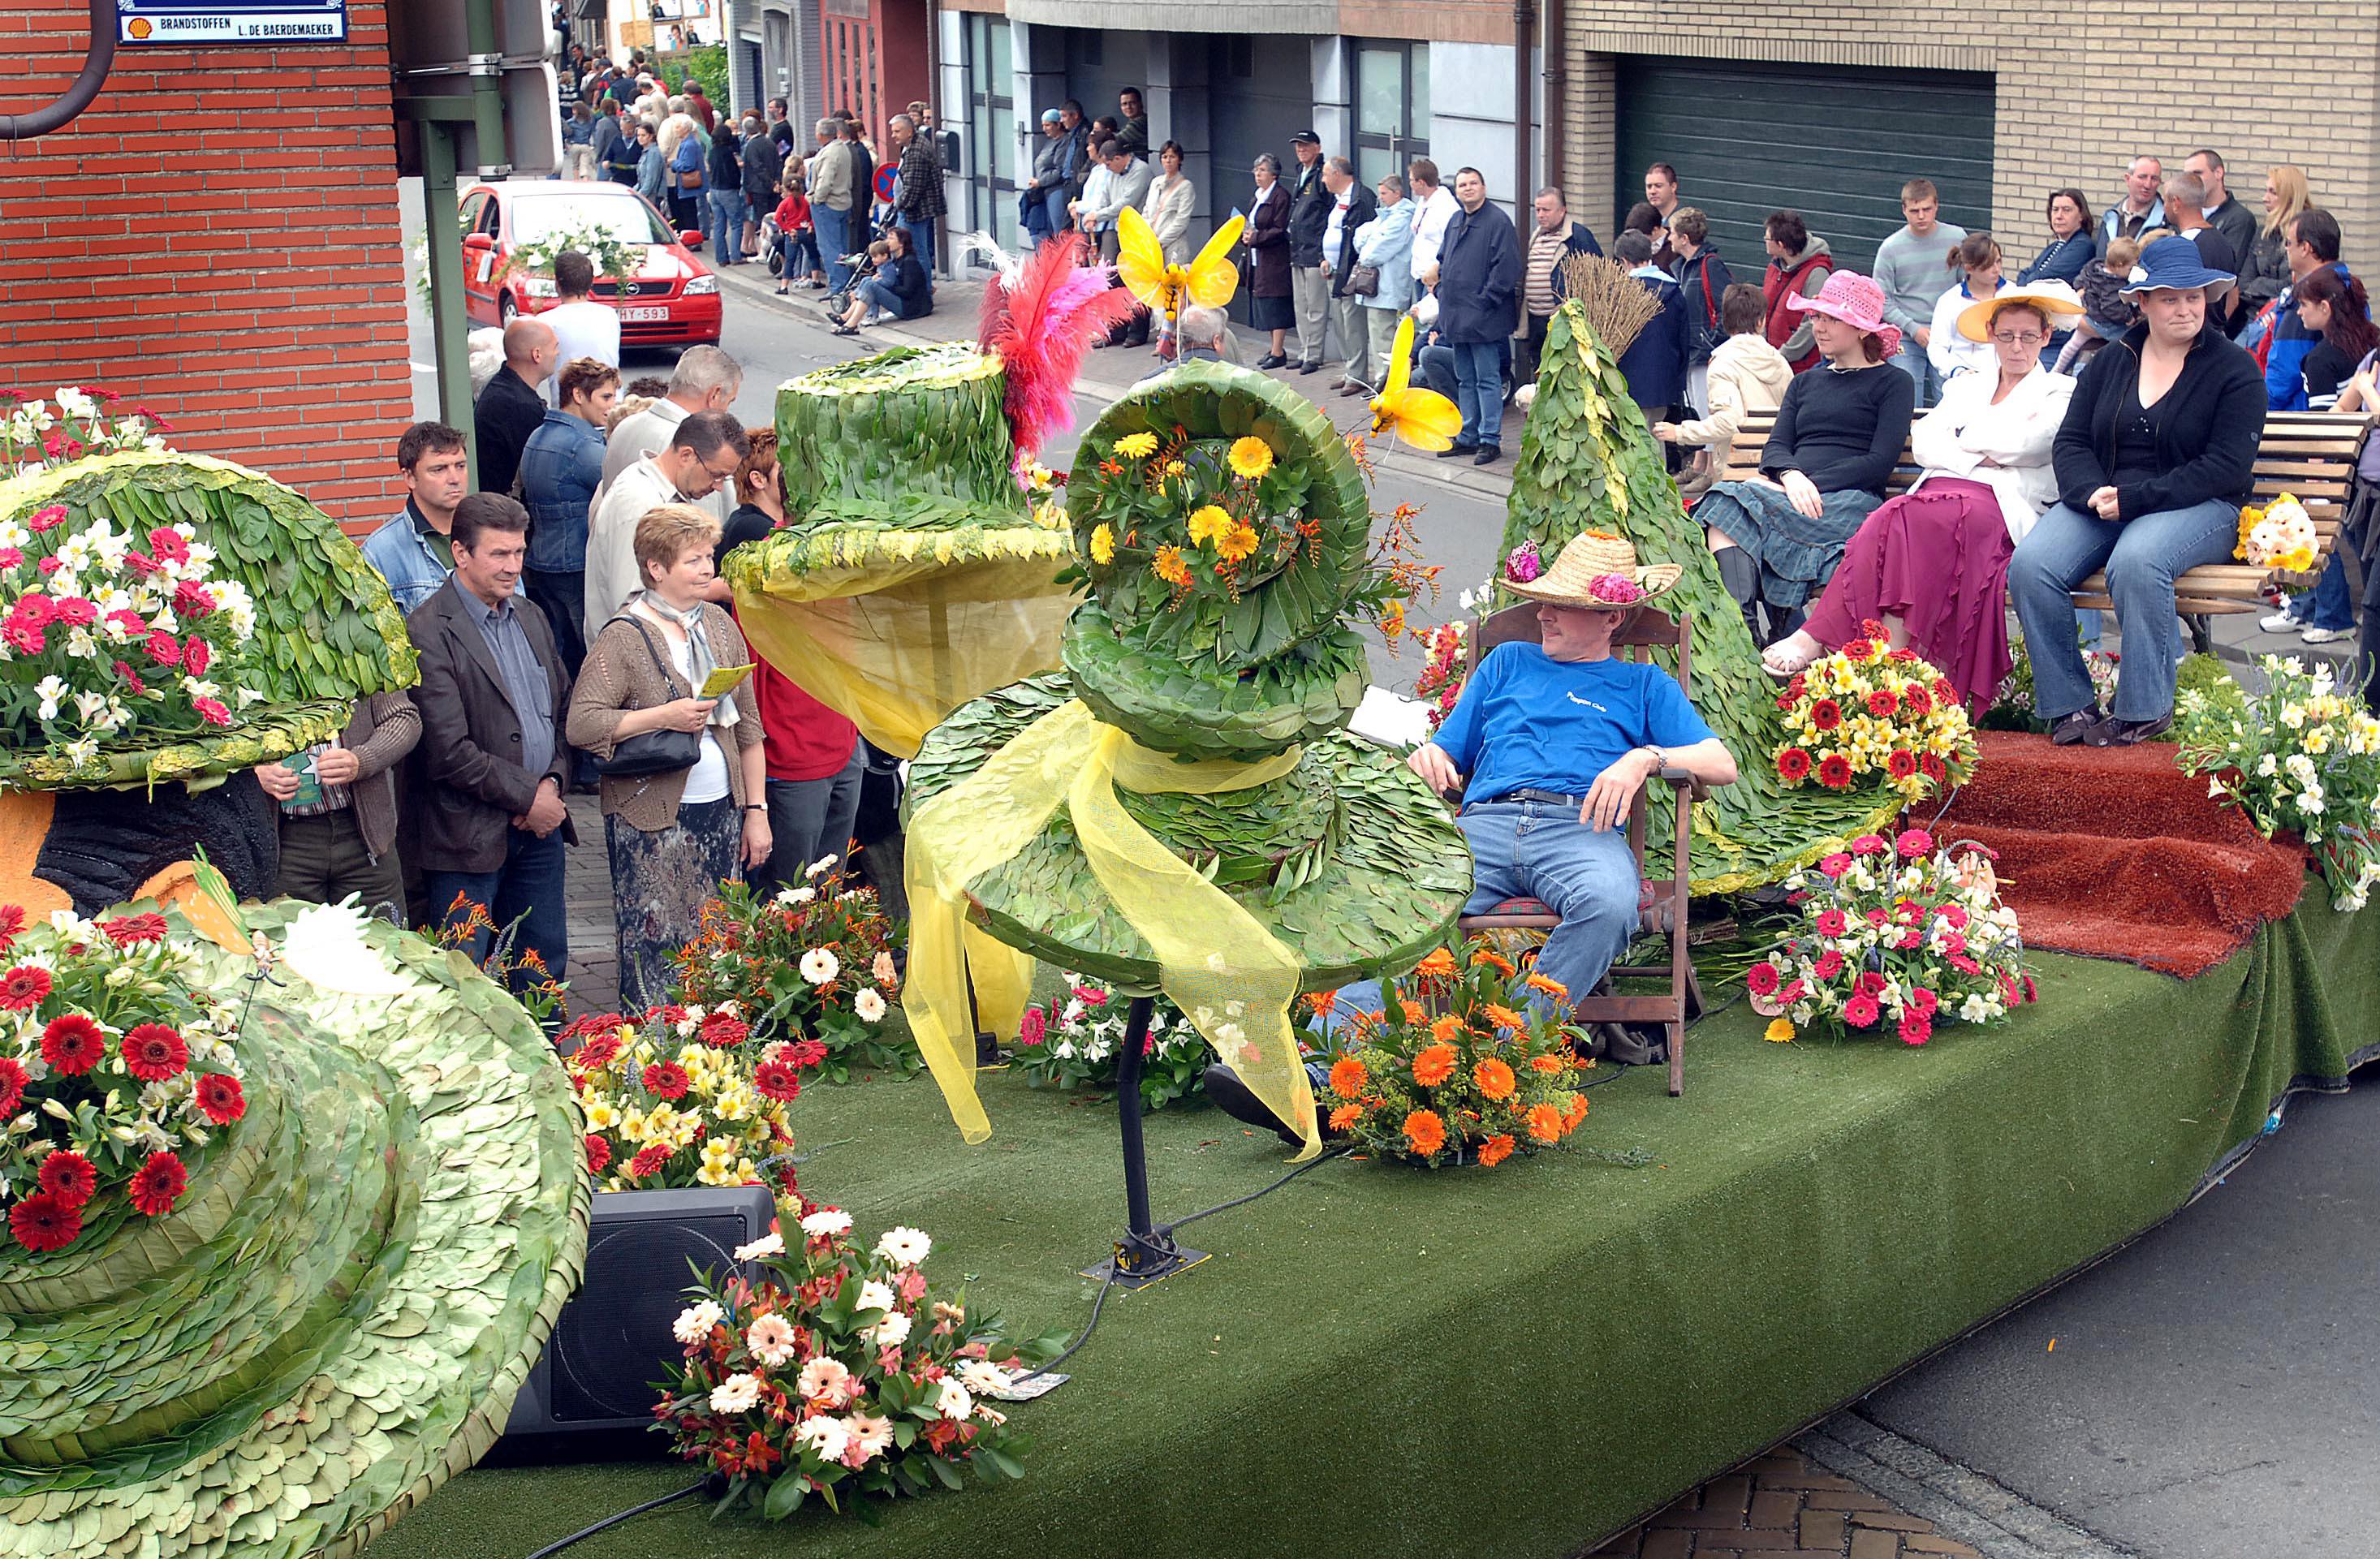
[
  {"x1": 903, "y1": 699, "x2": 1321, "y2": 1161},
  {"x1": 731, "y1": 548, "x2": 1080, "y2": 760}
]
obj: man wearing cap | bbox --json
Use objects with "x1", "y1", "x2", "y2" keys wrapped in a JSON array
[
  {"x1": 1028, "y1": 109, "x2": 1070, "y2": 242},
  {"x1": 1285, "y1": 131, "x2": 1334, "y2": 374},
  {"x1": 1408, "y1": 532, "x2": 1738, "y2": 1024}
]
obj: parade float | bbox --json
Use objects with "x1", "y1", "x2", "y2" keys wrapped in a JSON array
[{"x1": 0, "y1": 395, "x2": 586, "y2": 1558}]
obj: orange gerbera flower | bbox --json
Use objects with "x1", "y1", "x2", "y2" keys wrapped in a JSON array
[
  {"x1": 1328, "y1": 1055, "x2": 1369, "y2": 1100},
  {"x1": 1472, "y1": 1057, "x2": 1517, "y2": 1100},
  {"x1": 1481, "y1": 1003, "x2": 1529, "y2": 1032},
  {"x1": 1328, "y1": 1102, "x2": 1364, "y2": 1132},
  {"x1": 1304, "y1": 988, "x2": 1338, "y2": 1017},
  {"x1": 1470, "y1": 946, "x2": 1516, "y2": 975},
  {"x1": 1529, "y1": 1053, "x2": 1567, "y2": 1075},
  {"x1": 1412, "y1": 1042, "x2": 1458, "y2": 1087},
  {"x1": 1429, "y1": 1013, "x2": 1464, "y2": 1045},
  {"x1": 1413, "y1": 949, "x2": 1458, "y2": 980},
  {"x1": 1402, "y1": 1109, "x2": 1447, "y2": 1156},
  {"x1": 1523, "y1": 971, "x2": 1570, "y2": 1002},
  {"x1": 1477, "y1": 1133, "x2": 1516, "y2": 1168},
  {"x1": 1562, "y1": 1092, "x2": 1590, "y2": 1130},
  {"x1": 1524, "y1": 1101, "x2": 1565, "y2": 1143},
  {"x1": 1399, "y1": 998, "x2": 1427, "y2": 1024}
]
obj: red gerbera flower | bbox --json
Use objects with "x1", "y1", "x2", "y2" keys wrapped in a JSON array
[
  {"x1": 1809, "y1": 699, "x2": 1843, "y2": 731},
  {"x1": 1816, "y1": 755, "x2": 1855, "y2": 790},
  {"x1": 122, "y1": 1023, "x2": 190, "y2": 1082},
  {"x1": 145, "y1": 629, "x2": 181, "y2": 667},
  {"x1": 183, "y1": 637, "x2": 212, "y2": 676},
  {"x1": 194, "y1": 1072, "x2": 247, "y2": 1125},
  {"x1": 0, "y1": 904, "x2": 22, "y2": 953},
  {"x1": 1886, "y1": 748, "x2": 1920, "y2": 779},
  {"x1": 627, "y1": 1142, "x2": 673, "y2": 1179},
  {"x1": 174, "y1": 579, "x2": 216, "y2": 618},
  {"x1": 1775, "y1": 747, "x2": 1813, "y2": 782},
  {"x1": 585, "y1": 1134, "x2": 613, "y2": 1174},
  {"x1": 641, "y1": 1061, "x2": 690, "y2": 1099},
  {"x1": 753, "y1": 1060, "x2": 803, "y2": 1101},
  {"x1": 698, "y1": 1012, "x2": 749, "y2": 1048},
  {"x1": 1865, "y1": 688, "x2": 1899, "y2": 717},
  {"x1": 1901, "y1": 686, "x2": 1933, "y2": 717},
  {"x1": 8, "y1": 1191, "x2": 81, "y2": 1251},
  {"x1": 39, "y1": 1013, "x2": 105, "y2": 1074},
  {"x1": 1919, "y1": 752, "x2": 1948, "y2": 782},
  {"x1": 37, "y1": 1149, "x2": 97, "y2": 1207},
  {"x1": 0, "y1": 1056, "x2": 24, "y2": 1114},
  {"x1": 99, "y1": 911, "x2": 169, "y2": 947},
  {"x1": 783, "y1": 1038, "x2": 827, "y2": 1070},
  {"x1": 127, "y1": 1151, "x2": 188, "y2": 1217},
  {"x1": 0, "y1": 965, "x2": 51, "y2": 1011}
]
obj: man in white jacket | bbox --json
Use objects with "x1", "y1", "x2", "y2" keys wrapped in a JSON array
[{"x1": 1405, "y1": 157, "x2": 1459, "y2": 293}]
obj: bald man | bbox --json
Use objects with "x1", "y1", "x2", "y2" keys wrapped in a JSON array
[{"x1": 474, "y1": 317, "x2": 558, "y2": 497}]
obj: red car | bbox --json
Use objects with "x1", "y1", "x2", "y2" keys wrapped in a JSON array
[{"x1": 458, "y1": 181, "x2": 722, "y2": 350}]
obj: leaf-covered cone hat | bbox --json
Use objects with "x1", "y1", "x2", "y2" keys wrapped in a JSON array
[
  {"x1": 0, "y1": 902, "x2": 585, "y2": 1558},
  {"x1": 903, "y1": 363, "x2": 1471, "y2": 1155}
]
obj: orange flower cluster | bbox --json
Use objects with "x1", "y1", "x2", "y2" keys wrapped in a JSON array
[{"x1": 1322, "y1": 941, "x2": 1590, "y2": 1169}]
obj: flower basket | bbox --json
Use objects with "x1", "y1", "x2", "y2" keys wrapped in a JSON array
[
  {"x1": 1771, "y1": 624, "x2": 1977, "y2": 799},
  {"x1": 559, "y1": 1002, "x2": 811, "y2": 1192}
]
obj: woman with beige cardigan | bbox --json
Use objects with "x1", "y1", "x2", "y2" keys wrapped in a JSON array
[
  {"x1": 567, "y1": 503, "x2": 770, "y2": 1010},
  {"x1": 1653, "y1": 282, "x2": 1793, "y2": 499}
]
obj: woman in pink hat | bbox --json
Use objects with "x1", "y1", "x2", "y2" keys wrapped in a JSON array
[{"x1": 1692, "y1": 269, "x2": 1918, "y2": 645}]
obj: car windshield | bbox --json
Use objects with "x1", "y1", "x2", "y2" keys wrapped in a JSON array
[{"x1": 508, "y1": 193, "x2": 675, "y2": 247}]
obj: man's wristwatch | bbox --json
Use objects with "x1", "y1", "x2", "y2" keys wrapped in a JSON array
[{"x1": 1640, "y1": 744, "x2": 1666, "y2": 773}]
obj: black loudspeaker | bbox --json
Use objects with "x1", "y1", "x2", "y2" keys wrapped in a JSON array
[{"x1": 505, "y1": 1186, "x2": 778, "y2": 1435}]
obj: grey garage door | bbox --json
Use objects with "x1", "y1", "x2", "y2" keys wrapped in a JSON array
[{"x1": 1613, "y1": 58, "x2": 1994, "y2": 277}]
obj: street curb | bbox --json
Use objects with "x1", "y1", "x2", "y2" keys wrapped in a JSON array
[
  {"x1": 1797, "y1": 1413, "x2": 2138, "y2": 1559},
  {"x1": 709, "y1": 261, "x2": 1520, "y2": 507}
]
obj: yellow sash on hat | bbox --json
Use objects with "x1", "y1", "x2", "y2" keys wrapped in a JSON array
[{"x1": 903, "y1": 698, "x2": 1319, "y2": 1161}]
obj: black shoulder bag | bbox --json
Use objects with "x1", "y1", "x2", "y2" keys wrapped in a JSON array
[{"x1": 593, "y1": 614, "x2": 705, "y2": 778}]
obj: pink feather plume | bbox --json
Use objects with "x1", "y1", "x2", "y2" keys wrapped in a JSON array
[{"x1": 977, "y1": 238, "x2": 1142, "y2": 459}]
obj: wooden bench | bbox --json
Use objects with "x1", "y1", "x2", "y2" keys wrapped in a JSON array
[{"x1": 1713, "y1": 408, "x2": 2369, "y2": 614}]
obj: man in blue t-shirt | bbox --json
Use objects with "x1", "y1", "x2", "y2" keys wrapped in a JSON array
[{"x1": 1410, "y1": 536, "x2": 1737, "y2": 1022}]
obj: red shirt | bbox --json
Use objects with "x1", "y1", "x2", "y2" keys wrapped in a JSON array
[
  {"x1": 752, "y1": 655, "x2": 859, "y2": 782},
  {"x1": 774, "y1": 192, "x2": 812, "y2": 231}
]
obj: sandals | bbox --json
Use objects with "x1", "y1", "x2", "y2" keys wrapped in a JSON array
[{"x1": 1761, "y1": 633, "x2": 1822, "y2": 679}]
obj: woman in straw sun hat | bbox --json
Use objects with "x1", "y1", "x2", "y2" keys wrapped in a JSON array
[
  {"x1": 1407, "y1": 531, "x2": 1738, "y2": 1021},
  {"x1": 1759, "y1": 280, "x2": 2084, "y2": 711},
  {"x1": 1691, "y1": 269, "x2": 1919, "y2": 648}
]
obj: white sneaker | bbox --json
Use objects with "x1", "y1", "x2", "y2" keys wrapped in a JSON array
[
  {"x1": 2259, "y1": 609, "x2": 2300, "y2": 633},
  {"x1": 2300, "y1": 625, "x2": 2351, "y2": 644}
]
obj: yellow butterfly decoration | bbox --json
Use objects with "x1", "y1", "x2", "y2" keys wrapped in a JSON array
[
  {"x1": 1117, "y1": 205, "x2": 1244, "y2": 317},
  {"x1": 1369, "y1": 313, "x2": 1464, "y2": 452}
]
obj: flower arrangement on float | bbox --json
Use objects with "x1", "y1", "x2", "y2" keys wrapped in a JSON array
[
  {"x1": 667, "y1": 859, "x2": 913, "y2": 1081},
  {"x1": 2236, "y1": 493, "x2": 2320, "y2": 575},
  {"x1": 1771, "y1": 622, "x2": 1977, "y2": 800},
  {"x1": 655, "y1": 1206, "x2": 1058, "y2": 1518},
  {"x1": 1011, "y1": 975, "x2": 1207, "y2": 1111},
  {"x1": 1748, "y1": 828, "x2": 2035, "y2": 1045},
  {"x1": 559, "y1": 1002, "x2": 811, "y2": 1194},
  {"x1": 2176, "y1": 653, "x2": 2380, "y2": 911},
  {"x1": 1317, "y1": 941, "x2": 1593, "y2": 1167},
  {"x1": 0, "y1": 906, "x2": 248, "y2": 1255},
  {"x1": 0, "y1": 387, "x2": 170, "y2": 478}
]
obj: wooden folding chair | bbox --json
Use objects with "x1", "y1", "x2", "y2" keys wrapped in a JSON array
[{"x1": 1452, "y1": 603, "x2": 1707, "y2": 1096}]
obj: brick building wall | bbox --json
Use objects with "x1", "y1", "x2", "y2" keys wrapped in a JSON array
[
  {"x1": 1557, "y1": 19, "x2": 2380, "y2": 278},
  {"x1": 0, "y1": 0, "x2": 413, "y2": 527}
]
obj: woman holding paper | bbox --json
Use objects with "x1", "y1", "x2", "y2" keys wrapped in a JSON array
[{"x1": 567, "y1": 503, "x2": 770, "y2": 1008}]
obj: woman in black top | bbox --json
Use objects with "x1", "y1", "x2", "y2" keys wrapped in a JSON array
[
  {"x1": 1694, "y1": 269, "x2": 1917, "y2": 644},
  {"x1": 2007, "y1": 243, "x2": 2266, "y2": 747},
  {"x1": 2291, "y1": 266, "x2": 2378, "y2": 409},
  {"x1": 829, "y1": 228, "x2": 931, "y2": 334}
]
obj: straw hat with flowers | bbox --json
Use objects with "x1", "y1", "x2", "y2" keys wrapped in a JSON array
[{"x1": 1498, "y1": 530, "x2": 1683, "y2": 610}]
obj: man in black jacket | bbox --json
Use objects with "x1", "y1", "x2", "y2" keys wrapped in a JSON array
[
  {"x1": 1322, "y1": 157, "x2": 1379, "y2": 396},
  {"x1": 407, "y1": 494, "x2": 576, "y2": 984},
  {"x1": 2007, "y1": 243, "x2": 2266, "y2": 747},
  {"x1": 1430, "y1": 167, "x2": 1523, "y2": 465},
  {"x1": 1285, "y1": 130, "x2": 1332, "y2": 373},
  {"x1": 474, "y1": 319, "x2": 555, "y2": 497}
]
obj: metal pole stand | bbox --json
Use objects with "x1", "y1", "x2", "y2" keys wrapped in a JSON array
[{"x1": 1081, "y1": 996, "x2": 1208, "y2": 1289}]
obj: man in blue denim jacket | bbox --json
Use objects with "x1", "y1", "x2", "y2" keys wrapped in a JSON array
[{"x1": 360, "y1": 421, "x2": 525, "y2": 616}]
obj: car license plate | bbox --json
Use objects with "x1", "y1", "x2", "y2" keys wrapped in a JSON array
[{"x1": 621, "y1": 305, "x2": 669, "y2": 321}]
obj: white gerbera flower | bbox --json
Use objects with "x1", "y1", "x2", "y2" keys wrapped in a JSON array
[
  {"x1": 843, "y1": 1410, "x2": 894, "y2": 1461},
  {"x1": 744, "y1": 1311, "x2": 799, "y2": 1366},
  {"x1": 672, "y1": 1300, "x2": 724, "y2": 1344},
  {"x1": 793, "y1": 1412, "x2": 850, "y2": 1462},
  {"x1": 708, "y1": 1372, "x2": 763, "y2": 1414},
  {"x1": 799, "y1": 948, "x2": 840, "y2": 985},
  {"x1": 874, "y1": 1225, "x2": 932, "y2": 1266},
  {"x1": 799, "y1": 1208, "x2": 852, "y2": 1239},
  {"x1": 864, "y1": 1311, "x2": 912, "y2": 1347},
  {"x1": 957, "y1": 1359, "x2": 1008, "y2": 1396},
  {"x1": 855, "y1": 1278, "x2": 897, "y2": 1313},
  {"x1": 853, "y1": 988, "x2": 886, "y2": 1023},
  {"x1": 794, "y1": 1355, "x2": 853, "y2": 1406},
  {"x1": 732, "y1": 1230, "x2": 783, "y2": 1262},
  {"x1": 804, "y1": 854, "x2": 839, "y2": 877},
  {"x1": 933, "y1": 1380, "x2": 974, "y2": 1421}
]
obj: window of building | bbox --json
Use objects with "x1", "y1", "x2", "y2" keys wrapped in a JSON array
[
  {"x1": 1354, "y1": 41, "x2": 1429, "y2": 189},
  {"x1": 964, "y1": 13, "x2": 1020, "y2": 251}
]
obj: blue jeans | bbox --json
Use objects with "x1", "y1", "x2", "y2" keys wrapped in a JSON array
[
  {"x1": 706, "y1": 187, "x2": 748, "y2": 263},
  {"x1": 1451, "y1": 339, "x2": 1506, "y2": 448},
  {"x1": 901, "y1": 217, "x2": 935, "y2": 291},
  {"x1": 1891, "y1": 344, "x2": 1942, "y2": 408},
  {"x1": 1459, "y1": 798, "x2": 1640, "y2": 1011},
  {"x1": 815, "y1": 203, "x2": 852, "y2": 291},
  {"x1": 1043, "y1": 187, "x2": 1071, "y2": 239},
  {"x1": 2009, "y1": 497, "x2": 2237, "y2": 721},
  {"x1": 425, "y1": 827, "x2": 569, "y2": 996},
  {"x1": 854, "y1": 278, "x2": 899, "y2": 320},
  {"x1": 2282, "y1": 562, "x2": 2355, "y2": 631}
]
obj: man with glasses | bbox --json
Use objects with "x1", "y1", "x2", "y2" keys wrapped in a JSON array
[{"x1": 584, "y1": 411, "x2": 751, "y2": 627}]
